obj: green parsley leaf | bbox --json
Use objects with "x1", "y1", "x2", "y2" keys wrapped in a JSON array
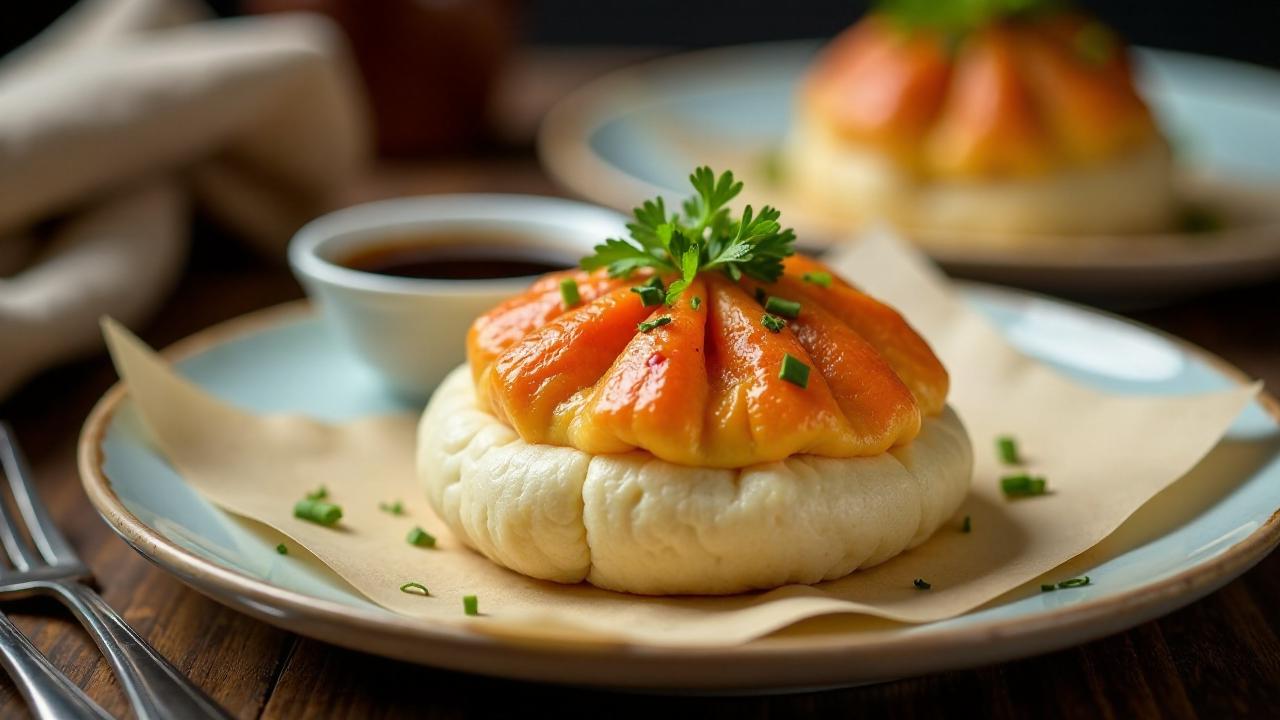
[
  {"x1": 579, "y1": 167, "x2": 797, "y2": 303},
  {"x1": 581, "y1": 237, "x2": 674, "y2": 278},
  {"x1": 879, "y1": 0, "x2": 1057, "y2": 33}
]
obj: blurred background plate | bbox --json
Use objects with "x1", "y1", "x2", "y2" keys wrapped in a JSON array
[
  {"x1": 79, "y1": 288, "x2": 1280, "y2": 691},
  {"x1": 539, "y1": 42, "x2": 1280, "y2": 305}
]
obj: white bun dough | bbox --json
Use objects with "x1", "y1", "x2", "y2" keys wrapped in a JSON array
[
  {"x1": 783, "y1": 108, "x2": 1178, "y2": 245},
  {"x1": 417, "y1": 366, "x2": 973, "y2": 596}
]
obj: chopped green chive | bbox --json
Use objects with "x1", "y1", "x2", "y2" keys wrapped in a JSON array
[
  {"x1": 802, "y1": 271, "x2": 832, "y2": 288},
  {"x1": 631, "y1": 285, "x2": 664, "y2": 307},
  {"x1": 961, "y1": 515, "x2": 971, "y2": 533},
  {"x1": 276, "y1": 543, "x2": 288, "y2": 555},
  {"x1": 559, "y1": 278, "x2": 580, "y2": 308},
  {"x1": 1000, "y1": 474, "x2": 1047, "y2": 498},
  {"x1": 779, "y1": 354, "x2": 810, "y2": 388},
  {"x1": 914, "y1": 578, "x2": 931, "y2": 590},
  {"x1": 293, "y1": 499, "x2": 342, "y2": 526},
  {"x1": 305, "y1": 485, "x2": 328, "y2": 501},
  {"x1": 399, "y1": 582, "x2": 430, "y2": 596},
  {"x1": 407, "y1": 526, "x2": 437, "y2": 548},
  {"x1": 996, "y1": 435, "x2": 1020, "y2": 465},
  {"x1": 1041, "y1": 576, "x2": 1091, "y2": 592},
  {"x1": 637, "y1": 316, "x2": 672, "y2": 333},
  {"x1": 463, "y1": 594, "x2": 479, "y2": 616},
  {"x1": 379, "y1": 500, "x2": 404, "y2": 516},
  {"x1": 761, "y1": 313, "x2": 787, "y2": 333},
  {"x1": 691, "y1": 296, "x2": 702, "y2": 310},
  {"x1": 764, "y1": 296, "x2": 801, "y2": 319}
]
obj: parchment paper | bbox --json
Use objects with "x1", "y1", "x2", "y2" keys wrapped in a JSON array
[{"x1": 101, "y1": 231, "x2": 1259, "y2": 647}]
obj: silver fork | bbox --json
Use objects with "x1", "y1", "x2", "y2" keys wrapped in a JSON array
[
  {"x1": 0, "y1": 601, "x2": 111, "y2": 719},
  {"x1": 0, "y1": 423, "x2": 230, "y2": 720}
]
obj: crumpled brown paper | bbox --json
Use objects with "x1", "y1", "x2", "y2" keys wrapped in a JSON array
[{"x1": 101, "y1": 231, "x2": 1259, "y2": 647}]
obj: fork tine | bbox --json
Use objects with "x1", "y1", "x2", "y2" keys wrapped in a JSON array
[{"x1": 0, "y1": 423, "x2": 77, "y2": 568}]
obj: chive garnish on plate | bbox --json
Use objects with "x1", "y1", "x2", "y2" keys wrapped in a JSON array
[
  {"x1": 305, "y1": 485, "x2": 328, "y2": 501},
  {"x1": 379, "y1": 500, "x2": 404, "y2": 516},
  {"x1": 761, "y1": 313, "x2": 786, "y2": 333},
  {"x1": 637, "y1": 316, "x2": 672, "y2": 333},
  {"x1": 276, "y1": 544, "x2": 288, "y2": 555},
  {"x1": 407, "y1": 527, "x2": 437, "y2": 548},
  {"x1": 996, "y1": 435, "x2": 1020, "y2": 464},
  {"x1": 293, "y1": 499, "x2": 342, "y2": 526},
  {"x1": 691, "y1": 296, "x2": 702, "y2": 310},
  {"x1": 400, "y1": 582, "x2": 429, "y2": 596},
  {"x1": 802, "y1": 271, "x2": 832, "y2": 288},
  {"x1": 1000, "y1": 474, "x2": 1047, "y2": 498},
  {"x1": 764, "y1": 296, "x2": 801, "y2": 319},
  {"x1": 1041, "y1": 576, "x2": 1091, "y2": 592},
  {"x1": 559, "y1": 278, "x2": 580, "y2": 308},
  {"x1": 779, "y1": 354, "x2": 810, "y2": 388},
  {"x1": 463, "y1": 595, "x2": 479, "y2": 616}
]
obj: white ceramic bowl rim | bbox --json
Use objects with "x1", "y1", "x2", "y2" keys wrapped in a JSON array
[{"x1": 288, "y1": 194, "x2": 627, "y2": 297}]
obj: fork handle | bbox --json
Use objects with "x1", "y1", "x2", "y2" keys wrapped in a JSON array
[
  {"x1": 50, "y1": 582, "x2": 231, "y2": 720},
  {"x1": 0, "y1": 610, "x2": 112, "y2": 720}
]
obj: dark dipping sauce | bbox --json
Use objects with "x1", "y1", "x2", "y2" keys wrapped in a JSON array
[{"x1": 340, "y1": 235, "x2": 573, "y2": 280}]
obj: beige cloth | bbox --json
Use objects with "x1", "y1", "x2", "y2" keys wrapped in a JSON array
[{"x1": 0, "y1": 0, "x2": 370, "y2": 398}]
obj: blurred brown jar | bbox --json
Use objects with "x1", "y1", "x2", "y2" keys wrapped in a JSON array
[{"x1": 249, "y1": 0, "x2": 518, "y2": 156}]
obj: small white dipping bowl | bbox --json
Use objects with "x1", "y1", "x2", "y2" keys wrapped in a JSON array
[{"x1": 288, "y1": 194, "x2": 627, "y2": 400}]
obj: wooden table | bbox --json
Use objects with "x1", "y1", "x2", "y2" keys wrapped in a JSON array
[{"x1": 2, "y1": 153, "x2": 1278, "y2": 718}]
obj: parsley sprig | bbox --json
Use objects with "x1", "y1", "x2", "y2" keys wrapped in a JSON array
[
  {"x1": 879, "y1": 0, "x2": 1058, "y2": 32},
  {"x1": 581, "y1": 167, "x2": 797, "y2": 304}
]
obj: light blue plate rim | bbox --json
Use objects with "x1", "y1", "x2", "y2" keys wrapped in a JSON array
[{"x1": 77, "y1": 290, "x2": 1280, "y2": 690}]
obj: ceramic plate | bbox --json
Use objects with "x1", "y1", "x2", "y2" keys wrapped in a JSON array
[
  {"x1": 79, "y1": 289, "x2": 1280, "y2": 691},
  {"x1": 538, "y1": 42, "x2": 1280, "y2": 301}
]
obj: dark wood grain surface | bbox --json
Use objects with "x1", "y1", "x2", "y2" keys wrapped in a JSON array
[{"x1": 2, "y1": 157, "x2": 1279, "y2": 720}]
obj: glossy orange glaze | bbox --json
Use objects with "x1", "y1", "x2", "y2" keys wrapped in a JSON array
[
  {"x1": 802, "y1": 10, "x2": 1160, "y2": 179},
  {"x1": 466, "y1": 256, "x2": 949, "y2": 468}
]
